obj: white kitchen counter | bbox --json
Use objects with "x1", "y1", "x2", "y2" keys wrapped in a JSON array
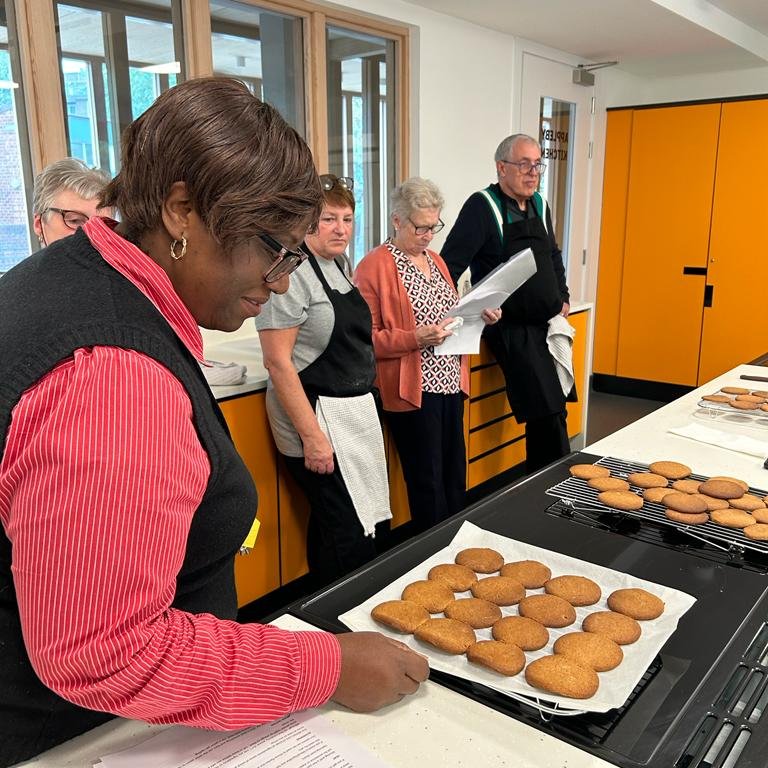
[{"x1": 587, "y1": 363, "x2": 768, "y2": 490}]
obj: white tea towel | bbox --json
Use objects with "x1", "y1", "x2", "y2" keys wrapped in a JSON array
[
  {"x1": 200, "y1": 359, "x2": 247, "y2": 386},
  {"x1": 547, "y1": 314, "x2": 576, "y2": 396},
  {"x1": 316, "y1": 393, "x2": 392, "y2": 536},
  {"x1": 668, "y1": 423, "x2": 768, "y2": 458}
]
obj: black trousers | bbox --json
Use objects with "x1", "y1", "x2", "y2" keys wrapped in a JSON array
[
  {"x1": 283, "y1": 456, "x2": 383, "y2": 589},
  {"x1": 525, "y1": 409, "x2": 570, "y2": 474},
  {"x1": 385, "y1": 392, "x2": 466, "y2": 535}
]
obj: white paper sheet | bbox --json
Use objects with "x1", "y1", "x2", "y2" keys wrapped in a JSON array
[
  {"x1": 339, "y1": 521, "x2": 696, "y2": 714},
  {"x1": 96, "y1": 712, "x2": 387, "y2": 768},
  {"x1": 435, "y1": 247, "x2": 537, "y2": 355},
  {"x1": 669, "y1": 422, "x2": 768, "y2": 458}
]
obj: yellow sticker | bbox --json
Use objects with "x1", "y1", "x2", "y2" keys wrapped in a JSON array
[{"x1": 239, "y1": 517, "x2": 260, "y2": 554}]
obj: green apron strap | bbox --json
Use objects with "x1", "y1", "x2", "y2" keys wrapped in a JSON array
[{"x1": 478, "y1": 187, "x2": 504, "y2": 243}]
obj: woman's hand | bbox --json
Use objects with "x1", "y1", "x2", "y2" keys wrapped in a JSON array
[
  {"x1": 560, "y1": 302, "x2": 570, "y2": 318},
  {"x1": 332, "y1": 632, "x2": 430, "y2": 712},
  {"x1": 481, "y1": 308, "x2": 502, "y2": 325},
  {"x1": 303, "y1": 431, "x2": 335, "y2": 474},
  {"x1": 415, "y1": 318, "x2": 454, "y2": 348}
]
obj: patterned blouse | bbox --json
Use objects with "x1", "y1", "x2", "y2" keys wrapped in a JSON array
[{"x1": 388, "y1": 240, "x2": 462, "y2": 394}]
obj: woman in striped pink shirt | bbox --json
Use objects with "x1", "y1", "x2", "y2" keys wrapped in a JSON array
[{"x1": 0, "y1": 77, "x2": 427, "y2": 768}]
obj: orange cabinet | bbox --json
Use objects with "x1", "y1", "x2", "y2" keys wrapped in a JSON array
[
  {"x1": 595, "y1": 97, "x2": 768, "y2": 389},
  {"x1": 218, "y1": 393, "x2": 281, "y2": 606}
]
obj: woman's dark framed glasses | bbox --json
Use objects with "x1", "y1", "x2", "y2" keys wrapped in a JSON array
[
  {"x1": 319, "y1": 174, "x2": 354, "y2": 192},
  {"x1": 408, "y1": 217, "x2": 445, "y2": 236},
  {"x1": 44, "y1": 207, "x2": 91, "y2": 230},
  {"x1": 259, "y1": 234, "x2": 308, "y2": 283}
]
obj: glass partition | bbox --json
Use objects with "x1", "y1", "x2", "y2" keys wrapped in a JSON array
[
  {"x1": 210, "y1": 0, "x2": 305, "y2": 134},
  {"x1": 0, "y1": 0, "x2": 33, "y2": 272},
  {"x1": 55, "y1": 0, "x2": 184, "y2": 175},
  {"x1": 326, "y1": 26, "x2": 396, "y2": 265}
]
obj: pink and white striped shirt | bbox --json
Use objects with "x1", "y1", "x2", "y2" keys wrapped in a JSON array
[{"x1": 0, "y1": 217, "x2": 340, "y2": 729}]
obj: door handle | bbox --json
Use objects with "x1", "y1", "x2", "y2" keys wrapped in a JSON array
[
  {"x1": 704, "y1": 284, "x2": 713, "y2": 308},
  {"x1": 682, "y1": 266, "x2": 707, "y2": 276}
]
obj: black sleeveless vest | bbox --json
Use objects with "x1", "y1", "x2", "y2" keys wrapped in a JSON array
[{"x1": 0, "y1": 229, "x2": 257, "y2": 767}]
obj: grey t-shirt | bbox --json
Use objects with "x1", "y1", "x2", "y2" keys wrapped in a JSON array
[{"x1": 255, "y1": 255, "x2": 353, "y2": 456}]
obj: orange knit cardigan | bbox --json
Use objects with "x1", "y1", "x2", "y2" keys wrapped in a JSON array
[{"x1": 354, "y1": 243, "x2": 470, "y2": 412}]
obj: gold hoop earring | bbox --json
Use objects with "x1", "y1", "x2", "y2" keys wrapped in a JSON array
[{"x1": 170, "y1": 236, "x2": 187, "y2": 261}]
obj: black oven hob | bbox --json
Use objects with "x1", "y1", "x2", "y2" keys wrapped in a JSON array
[{"x1": 289, "y1": 453, "x2": 768, "y2": 768}]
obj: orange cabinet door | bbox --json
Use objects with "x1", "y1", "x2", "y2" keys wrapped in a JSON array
[
  {"x1": 698, "y1": 98, "x2": 768, "y2": 383},
  {"x1": 219, "y1": 394, "x2": 281, "y2": 606},
  {"x1": 616, "y1": 103, "x2": 721, "y2": 386},
  {"x1": 594, "y1": 110, "x2": 633, "y2": 376}
]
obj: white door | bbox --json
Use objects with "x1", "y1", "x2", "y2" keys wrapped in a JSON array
[{"x1": 518, "y1": 52, "x2": 594, "y2": 302}]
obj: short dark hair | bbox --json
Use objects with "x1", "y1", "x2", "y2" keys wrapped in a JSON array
[{"x1": 101, "y1": 77, "x2": 322, "y2": 251}]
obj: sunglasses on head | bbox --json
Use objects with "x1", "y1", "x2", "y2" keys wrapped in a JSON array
[{"x1": 319, "y1": 174, "x2": 354, "y2": 192}]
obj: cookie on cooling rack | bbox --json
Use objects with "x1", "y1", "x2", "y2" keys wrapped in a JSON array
[
  {"x1": 643, "y1": 487, "x2": 674, "y2": 504},
  {"x1": 728, "y1": 494, "x2": 766, "y2": 512},
  {"x1": 648, "y1": 461, "x2": 692, "y2": 480},
  {"x1": 664, "y1": 509, "x2": 709, "y2": 525},
  {"x1": 662, "y1": 492, "x2": 708, "y2": 515},
  {"x1": 627, "y1": 472, "x2": 669, "y2": 489},
  {"x1": 720, "y1": 387, "x2": 750, "y2": 395},
  {"x1": 744, "y1": 524, "x2": 768, "y2": 541},
  {"x1": 597, "y1": 490, "x2": 643, "y2": 511},
  {"x1": 671, "y1": 479, "x2": 701, "y2": 494},
  {"x1": 710, "y1": 509, "x2": 757, "y2": 529},
  {"x1": 699, "y1": 479, "x2": 746, "y2": 500},
  {"x1": 569, "y1": 463, "x2": 611, "y2": 480},
  {"x1": 588, "y1": 476, "x2": 631, "y2": 492}
]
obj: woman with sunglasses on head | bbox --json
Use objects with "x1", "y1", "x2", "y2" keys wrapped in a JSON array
[
  {"x1": 0, "y1": 81, "x2": 427, "y2": 768},
  {"x1": 355, "y1": 177, "x2": 501, "y2": 535},
  {"x1": 32, "y1": 157, "x2": 113, "y2": 247},
  {"x1": 256, "y1": 173, "x2": 391, "y2": 590}
]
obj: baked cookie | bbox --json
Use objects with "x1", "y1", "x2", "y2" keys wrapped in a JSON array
[
  {"x1": 698, "y1": 479, "x2": 745, "y2": 500},
  {"x1": 598, "y1": 490, "x2": 644, "y2": 511},
  {"x1": 401, "y1": 580, "x2": 455, "y2": 612},
  {"x1": 627, "y1": 472, "x2": 669, "y2": 489},
  {"x1": 735, "y1": 394, "x2": 766, "y2": 403},
  {"x1": 466, "y1": 640, "x2": 525, "y2": 676},
  {"x1": 643, "y1": 487, "x2": 674, "y2": 504},
  {"x1": 500, "y1": 560, "x2": 552, "y2": 589},
  {"x1": 444, "y1": 597, "x2": 502, "y2": 628},
  {"x1": 470, "y1": 575, "x2": 525, "y2": 606},
  {"x1": 569, "y1": 463, "x2": 611, "y2": 480},
  {"x1": 582, "y1": 610, "x2": 642, "y2": 645},
  {"x1": 371, "y1": 600, "x2": 430, "y2": 633},
  {"x1": 519, "y1": 594, "x2": 577, "y2": 628},
  {"x1": 728, "y1": 494, "x2": 766, "y2": 512},
  {"x1": 751, "y1": 508, "x2": 768, "y2": 524},
  {"x1": 492, "y1": 615, "x2": 549, "y2": 651},
  {"x1": 695, "y1": 494, "x2": 730, "y2": 512},
  {"x1": 721, "y1": 387, "x2": 750, "y2": 395},
  {"x1": 648, "y1": 461, "x2": 692, "y2": 480},
  {"x1": 414, "y1": 617, "x2": 476, "y2": 654},
  {"x1": 751, "y1": 390, "x2": 768, "y2": 398},
  {"x1": 671, "y1": 479, "x2": 701, "y2": 494},
  {"x1": 709, "y1": 476, "x2": 749, "y2": 491},
  {"x1": 607, "y1": 588, "x2": 665, "y2": 620},
  {"x1": 428, "y1": 563, "x2": 478, "y2": 592},
  {"x1": 664, "y1": 509, "x2": 709, "y2": 525},
  {"x1": 588, "y1": 476, "x2": 631, "y2": 492},
  {"x1": 702, "y1": 394, "x2": 730, "y2": 404},
  {"x1": 743, "y1": 523, "x2": 768, "y2": 541},
  {"x1": 525, "y1": 655, "x2": 599, "y2": 700},
  {"x1": 662, "y1": 492, "x2": 708, "y2": 514},
  {"x1": 710, "y1": 509, "x2": 756, "y2": 529},
  {"x1": 553, "y1": 631, "x2": 624, "y2": 672},
  {"x1": 761, "y1": 404, "x2": 768, "y2": 413},
  {"x1": 455, "y1": 547, "x2": 504, "y2": 574},
  {"x1": 729, "y1": 399, "x2": 759, "y2": 410},
  {"x1": 544, "y1": 575, "x2": 601, "y2": 606}
]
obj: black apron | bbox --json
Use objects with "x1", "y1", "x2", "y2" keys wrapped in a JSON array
[
  {"x1": 298, "y1": 253, "x2": 376, "y2": 402},
  {"x1": 485, "y1": 207, "x2": 576, "y2": 423}
]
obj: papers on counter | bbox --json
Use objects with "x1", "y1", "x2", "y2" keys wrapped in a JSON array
[
  {"x1": 436, "y1": 247, "x2": 536, "y2": 355},
  {"x1": 95, "y1": 712, "x2": 387, "y2": 768}
]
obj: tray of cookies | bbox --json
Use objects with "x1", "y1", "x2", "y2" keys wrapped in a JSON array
[
  {"x1": 696, "y1": 386, "x2": 768, "y2": 427},
  {"x1": 338, "y1": 520, "x2": 695, "y2": 715},
  {"x1": 548, "y1": 458, "x2": 768, "y2": 555}
]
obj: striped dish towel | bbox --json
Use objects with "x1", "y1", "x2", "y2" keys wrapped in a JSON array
[{"x1": 547, "y1": 314, "x2": 576, "y2": 396}]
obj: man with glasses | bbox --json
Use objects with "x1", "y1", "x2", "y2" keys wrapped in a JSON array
[
  {"x1": 442, "y1": 133, "x2": 574, "y2": 474},
  {"x1": 32, "y1": 158, "x2": 113, "y2": 247}
]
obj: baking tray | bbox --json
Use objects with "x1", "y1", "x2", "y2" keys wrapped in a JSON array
[
  {"x1": 695, "y1": 385, "x2": 768, "y2": 429},
  {"x1": 338, "y1": 520, "x2": 696, "y2": 716},
  {"x1": 546, "y1": 456, "x2": 768, "y2": 555}
]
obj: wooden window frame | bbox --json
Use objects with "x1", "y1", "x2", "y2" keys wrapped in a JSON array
[{"x1": 13, "y1": 0, "x2": 410, "y2": 182}]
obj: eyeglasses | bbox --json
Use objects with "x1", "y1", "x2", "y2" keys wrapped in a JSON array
[
  {"x1": 44, "y1": 207, "x2": 91, "y2": 230},
  {"x1": 408, "y1": 217, "x2": 445, "y2": 236},
  {"x1": 259, "y1": 234, "x2": 308, "y2": 283},
  {"x1": 500, "y1": 159, "x2": 547, "y2": 175},
  {"x1": 319, "y1": 174, "x2": 354, "y2": 192}
]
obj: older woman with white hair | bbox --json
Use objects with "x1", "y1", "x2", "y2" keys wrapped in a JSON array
[
  {"x1": 355, "y1": 177, "x2": 500, "y2": 534},
  {"x1": 33, "y1": 157, "x2": 112, "y2": 247}
]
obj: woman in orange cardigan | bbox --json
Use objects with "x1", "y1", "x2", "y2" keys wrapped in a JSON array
[{"x1": 355, "y1": 178, "x2": 501, "y2": 533}]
